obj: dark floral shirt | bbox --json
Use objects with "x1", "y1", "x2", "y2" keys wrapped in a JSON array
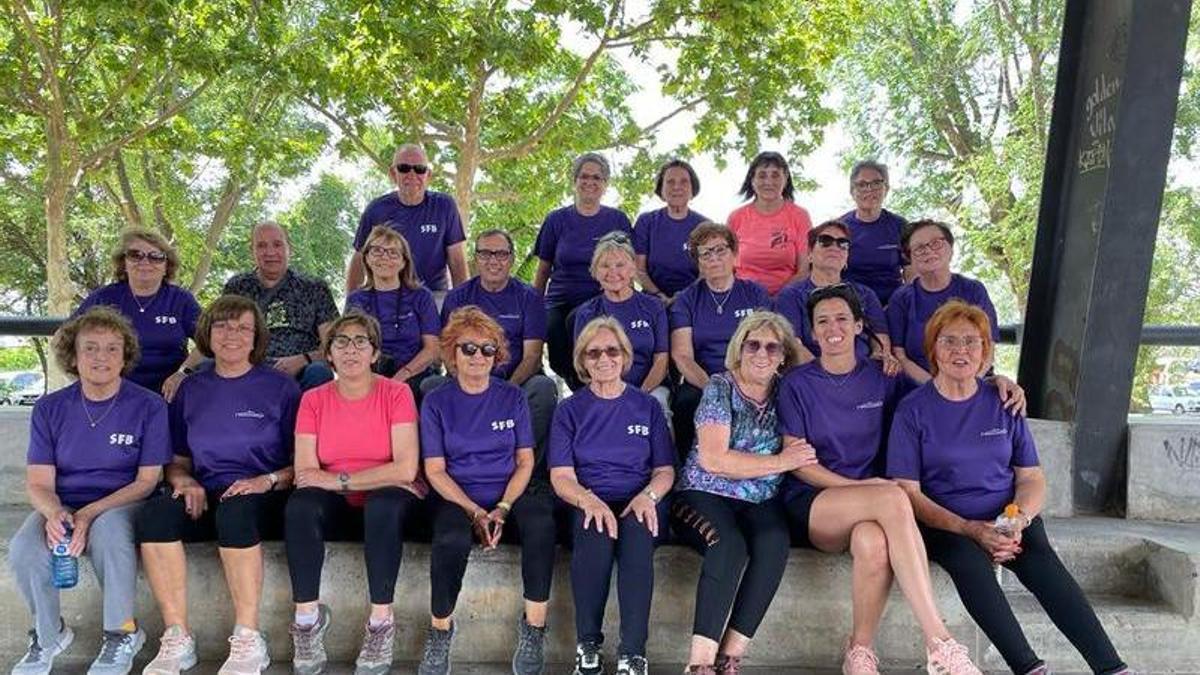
[{"x1": 223, "y1": 269, "x2": 338, "y2": 358}]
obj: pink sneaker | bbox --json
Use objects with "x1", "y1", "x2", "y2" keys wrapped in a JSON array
[
  {"x1": 842, "y1": 643, "x2": 880, "y2": 675},
  {"x1": 683, "y1": 666, "x2": 717, "y2": 674},
  {"x1": 926, "y1": 637, "x2": 983, "y2": 675}
]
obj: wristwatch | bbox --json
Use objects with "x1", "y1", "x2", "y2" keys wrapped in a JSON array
[
  {"x1": 337, "y1": 472, "x2": 351, "y2": 492},
  {"x1": 642, "y1": 488, "x2": 660, "y2": 504},
  {"x1": 265, "y1": 472, "x2": 279, "y2": 490}
]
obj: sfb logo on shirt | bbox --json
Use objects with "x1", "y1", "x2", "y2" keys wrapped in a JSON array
[
  {"x1": 420, "y1": 223, "x2": 438, "y2": 234},
  {"x1": 109, "y1": 433, "x2": 136, "y2": 446},
  {"x1": 491, "y1": 419, "x2": 516, "y2": 431},
  {"x1": 629, "y1": 320, "x2": 650, "y2": 330},
  {"x1": 627, "y1": 425, "x2": 650, "y2": 437},
  {"x1": 734, "y1": 308, "x2": 753, "y2": 319},
  {"x1": 154, "y1": 316, "x2": 178, "y2": 325}
]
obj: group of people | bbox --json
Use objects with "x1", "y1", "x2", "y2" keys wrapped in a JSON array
[{"x1": 9, "y1": 145, "x2": 1132, "y2": 675}]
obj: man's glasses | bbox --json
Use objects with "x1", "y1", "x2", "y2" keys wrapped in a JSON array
[
  {"x1": 475, "y1": 248, "x2": 513, "y2": 262},
  {"x1": 394, "y1": 163, "x2": 429, "y2": 175},
  {"x1": 852, "y1": 179, "x2": 887, "y2": 191}
]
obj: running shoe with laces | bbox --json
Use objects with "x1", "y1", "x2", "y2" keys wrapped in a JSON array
[
  {"x1": 87, "y1": 628, "x2": 146, "y2": 675},
  {"x1": 511, "y1": 616, "x2": 546, "y2": 675},
  {"x1": 715, "y1": 654, "x2": 743, "y2": 675},
  {"x1": 217, "y1": 626, "x2": 269, "y2": 675},
  {"x1": 683, "y1": 666, "x2": 717, "y2": 675},
  {"x1": 842, "y1": 643, "x2": 880, "y2": 675},
  {"x1": 616, "y1": 654, "x2": 648, "y2": 675},
  {"x1": 11, "y1": 623, "x2": 73, "y2": 675},
  {"x1": 926, "y1": 637, "x2": 983, "y2": 675},
  {"x1": 573, "y1": 641, "x2": 603, "y2": 675},
  {"x1": 143, "y1": 625, "x2": 196, "y2": 675},
  {"x1": 289, "y1": 604, "x2": 331, "y2": 675},
  {"x1": 353, "y1": 621, "x2": 394, "y2": 675},
  {"x1": 416, "y1": 623, "x2": 454, "y2": 675}
]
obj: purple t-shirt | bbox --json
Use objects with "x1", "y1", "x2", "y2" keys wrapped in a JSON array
[
  {"x1": 170, "y1": 365, "x2": 300, "y2": 492},
  {"x1": 441, "y1": 277, "x2": 546, "y2": 380},
  {"x1": 885, "y1": 274, "x2": 999, "y2": 373},
  {"x1": 841, "y1": 209, "x2": 907, "y2": 305},
  {"x1": 887, "y1": 380, "x2": 1039, "y2": 520},
  {"x1": 420, "y1": 378, "x2": 533, "y2": 507},
  {"x1": 345, "y1": 286, "x2": 440, "y2": 367},
  {"x1": 773, "y1": 279, "x2": 887, "y2": 359},
  {"x1": 632, "y1": 208, "x2": 707, "y2": 296},
  {"x1": 776, "y1": 360, "x2": 902, "y2": 501},
  {"x1": 76, "y1": 282, "x2": 200, "y2": 394},
  {"x1": 355, "y1": 191, "x2": 466, "y2": 292},
  {"x1": 28, "y1": 380, "x2": 171, "y2": 508},
  {"x1": 572, "y1": 292, "x2": 668, "y2": 387},
  {"x1": 548, "y1": 386, "x2": 674, "y2": 501},
  {"x1": 534, "y1": 205, "x2": 633, "y2": 306},
  {"x1": 669, "y1": 279, "x2": 772, "y2": 375}
]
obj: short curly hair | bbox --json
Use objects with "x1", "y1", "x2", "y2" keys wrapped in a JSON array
[
  {"x1": 688, "y1": 222, "x2": 738, "y2": 263},
  {"x1": 52, "y1": 306, "x2": 140, "y2": 377},
  {"x1": 194, "y1": 295, "x2": 270, "y2": 365},
  {"x1": 439, "y1": 306, "x2": 511, "y2": 375},
  {"x1": 109, "y1": 228, "x2": 180, "y2": 284}
]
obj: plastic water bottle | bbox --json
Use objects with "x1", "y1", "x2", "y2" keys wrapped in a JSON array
[
  {"x1": 51, "y1": 527, "x2": 78, "y2": 589},
  {"x1": 992, "y1": 503, "x2": 1022, "y2": 583}
]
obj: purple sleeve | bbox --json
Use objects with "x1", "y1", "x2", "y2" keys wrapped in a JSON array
[
  {"x1": 776, "y1": 379, "x2": 809, "y2": 439},
  {"x1": 439, "y1": 292, "x2": 458, "y2": 325},
  {"x1": 572, "y1": 301, "x2": 594, "y2": 340},
  {"x1": 547, "y1": 404, "x2": 574, "y2": 468},
  {"x1": 632, "y1": 212, "x2": 652, "y2": 255},
  {"x1": 514, "y1": 393, "x2": 534, "y2": 450},
  {"x1": 651, "y1": 299, "x2": 668, "y2": 353},
  {"x1": 73, "y1": 288, "x2": 103, "y2": 318},
  {"x1": 975, "y1": 284, "x2": 1001, "y2": 341},
  {"x1": 525, "y1": 292, "x2": 547, "y2": 341},
  {"x1": 886, "y1": 404, "x2": 923, "y2": 480},
  {"x1": 353, "y1": 202, "x2": 375, "y2": 250},
  {"x1": 419, "y1": 398, "x2": 446, "y2": 459},
  {"x1": 860, "y1": 287, "x2": 888, "y2": 336},
  {"x1": 181, "y1": 290, "x2": 201, "y2": 338},
  {"x1": 169, "y1": 389, "x2": 190, "y2": 458},
  {"x1": 139, "y1": 398, "x2": 173, "y2": 466},
  {"x1": 648, "y1": 399, "x2": 674, "y2": 467},
  {"x1": 415, "y1": 289, "x2": 441, "y2": 336},
  {"x1": 885, "y1": 294, "x2": 907, "y2": 349},
  {"x1": 1010, "y1": 414, "x2": 1039, "y2": 467},
  {"x1": 344, "y1": 291, "x2": 367, "y2": 315},
  {"x1": 27, "y1": 400, "x2": 55, "y2": 465},
  {"x1": 669, "y1": 288, "x2": 695, "y2": 331},
  {"x1": 533, "y1": 215, "x2": 558, "y2": 262}
]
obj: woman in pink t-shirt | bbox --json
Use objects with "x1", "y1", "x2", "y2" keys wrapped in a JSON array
[
  {"x1": 284, "y1": 311, "x2": 425, "y2": 674},
  {"x1": 727, "y1": 152, "x2": 813, "y2": 295}
]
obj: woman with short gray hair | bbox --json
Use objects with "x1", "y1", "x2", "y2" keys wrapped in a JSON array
[{"x1": 841, "y1": 160, "x2": 908, "y2": 305}]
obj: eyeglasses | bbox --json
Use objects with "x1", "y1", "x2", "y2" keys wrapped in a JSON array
[
  {"x1": 853, "y1": 179, "x2": 887, "y2": 191},
  {"x1": 475, "y1": 248, "x2": 513, "y2": 262},
  {"x1": 910, "y1": 237, "x2": 948, "y2": 256},
  {"x1": 815, "y1": 234, "x2": 851, "y2": 250},
  {"x1": 936, "y1": 335, "x2": 983, "y2": 350},
  {"x1": 577, "y1": 172, "x2": 606, "y2": 182},
  {"x1": 741, "y1": 339, "x2": 783, "y2": 357},
  {"x1": 697, "y1": 244, "x2": 731, "y2": 261},
  {"x1": 366, "y1": 245, "x2": 403, "y2": 259},
  {"x1": 331, "y1": 334, "x2": 375, "y2": 351},
  {"x1": 584, "y1": 346, "x2": 622, "y2": 361},
  {"x1": 80, "y1": 342, "x2": 124, "y2": 358},
  {"x1": 457, "y1": 341, "x2": 498, "y2": 358},
  {"x1": 211, "y1": 321, "x2": 255, "y2": 336},
  {"x1": 125, "y1": 250, "x2": 168, "y2": 264},
  {"x1": 394, "y1": 163, "x2": 429, "y2": 175}
]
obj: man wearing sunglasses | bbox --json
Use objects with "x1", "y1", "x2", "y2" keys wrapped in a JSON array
[{"x1": 347, "y1": 144, "x2": 469, "y2": 305}]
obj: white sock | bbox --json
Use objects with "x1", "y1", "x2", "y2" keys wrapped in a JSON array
[
  {"x1": 294, "y1": 609, "x2": 318, "y2": 628},
  {"x1": 368, "y1": 615, "x2": 392, "y2": 629}
]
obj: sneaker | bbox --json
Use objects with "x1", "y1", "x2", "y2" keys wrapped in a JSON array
[
  {"x1": 87, "y1": 628, "x2": 146, "y2": 675},
  {"x1": 12, "y1": 624, "x2": 74, "y2": 675},
  {"x1": 511, "y1": 616, "x2": 546, "y2": 675},
  {"x1": 616, "y1": 654, "x2": 649, "y2": 675},
  {"x1": 289, "y1": 605, "x2": 331, "y2": 675},
  {"x1": 715, "y1": 654, "x2": 743, "y2": 675},
  {"x1": 1023, "y1": 666, "x2": 1050, "y2": 675},
  {"x1": 218, "y1": 626, "x2": 269, "y2": 675},
  {"x1": 417, "y1": 623, "x2": 454, "y2": 675},
  {"x1": 354, "y1": 621, "x2": 395, "y2": 675},
  {"x1": 683, "y1": 667, "x2": 717, "y2": 675},
  {"x1": 573, "y1": 641, "x2": 603, "y2": 675},
  {"x1": 842, "y1": 644, "x2": 880, "y2": 675},
  {"x1": 927, "y1": 637, "x2": 983, "y2": 675},
  {"x1": 143, "y1": 626, "x2": 197, "y2": 675}
]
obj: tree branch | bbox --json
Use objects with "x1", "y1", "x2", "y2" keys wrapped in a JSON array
[
  {"x1": 113, "y1": 149, "x2": 145, "y2": 228},
  {"x1": 298, "y1": 93, "x2": 390, "y2": 172}
]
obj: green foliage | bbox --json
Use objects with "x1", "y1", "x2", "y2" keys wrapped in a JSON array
[{"x1": 0, "y1": 346, "x2": 39, "y2": 372}]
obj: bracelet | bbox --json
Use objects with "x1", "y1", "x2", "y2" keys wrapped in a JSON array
[
  {"x1": 181, "y1": 366, "x2": 195, "y2": 376},
  {"x1": 496, "y1": 501, "x2": 512, "y2": 514},
  {"x1": 642, "y1": 488, "x2": 660, "y2": 504}
]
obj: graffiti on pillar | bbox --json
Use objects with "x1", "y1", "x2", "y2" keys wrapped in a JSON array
[
  {"x1": 1163, "y1": 435, "x2": 1200, "y2": 471},
  {"x1": 1045, "y1": 338, "x2": 1080, "y2": 421},
  {"x1": 1078, "y1": 73, "x2": 1121, "y2": 175}
]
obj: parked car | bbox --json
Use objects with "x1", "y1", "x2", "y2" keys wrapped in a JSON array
[
  {"x1": 1148, "y1": 385, "x2": 1200, "y2": 414},
  {"x1": 0, "y1": 372, "x2": 44, "y2": 406}
]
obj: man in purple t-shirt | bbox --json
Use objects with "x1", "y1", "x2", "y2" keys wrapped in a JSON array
[{"x1": 346, "y1": 144, "x2": 469, "y2": 300}]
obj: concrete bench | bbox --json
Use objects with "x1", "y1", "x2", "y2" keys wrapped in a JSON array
[{"x1": 1127, "y1": 420, "x2": 1200, "y2": 522}]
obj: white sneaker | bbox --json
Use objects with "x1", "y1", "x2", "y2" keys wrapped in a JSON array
[
  {"x1": 218, "y1": 626, "x2": 269, "y2": 675},
  {"x1": 142, "y1": 626, "x2": 196, "y2": 675},
  {"x1": 11, "y1": 624, "x2": 74, "y2": 675}
]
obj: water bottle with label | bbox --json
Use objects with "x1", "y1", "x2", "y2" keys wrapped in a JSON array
[
  {"x1": 992, "y1": 503, "x2": 1022, "y2": 583},
  {"x1": 51, "y1": 526, "x2": 78, "y2": 589}
]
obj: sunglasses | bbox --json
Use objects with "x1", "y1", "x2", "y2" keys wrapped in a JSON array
[
  {"x1": 394, "y1": 163, "x2": 429, "y2": 175},
  {"x1": 584, "y1": 346, "x2": 622, "y2": 361},
  {"x1": 815, "y1": 234, "x2": 852, "y2": 250},
  {"x1": 742, "y1": 339, "x2": 783, "y2": 357},
  {"x1": 458, "y1": 341, "x2": 498, "y2": 358},
  {"x1": 125, "y1": 250, "x2": 168, "y2": 264}
]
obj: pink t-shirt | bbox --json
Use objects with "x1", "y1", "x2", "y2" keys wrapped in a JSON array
[
  {"x1": 295, "y1": 376, "x2": 427, "y2": 500},
  {"x1": 727, "y1": 201, "x2": 812, "y2": 295}
]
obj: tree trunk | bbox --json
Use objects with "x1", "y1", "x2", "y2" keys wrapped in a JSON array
[
  {"x1": 44, "y1": 116, "x2": 72, "y2": 391},
  {"x1": 189, "y1": 173, "x2": 248, "y2": 293}
]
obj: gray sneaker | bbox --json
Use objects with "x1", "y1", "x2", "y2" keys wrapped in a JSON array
[
  {"x1": 353, "y1": 622, "x2": 394, "y2": 675},
  {"x1": 616, "y1": 654, "x2": 648, "y2": 675},
  {"x1": 289, "y1": 605, "x2": 331, "y2": 675},
  {"x1": 87, "y1": 628, "x2": 146, "y2": 675},
  {"x1": 417, "y1": 623, "x2": 454, "y2": 675},
  {"x1": 11, "y1": 624, "x2": 74, "y2": 675},
  {"x1": 511, "y1": 617, "x2": 546, "y2": 675},
  {"x1": 143, "y1": 625, "x2": 197, "y2": 675}
]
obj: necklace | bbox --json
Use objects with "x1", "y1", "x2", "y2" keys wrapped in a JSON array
[
  {"x1": 129, "y1": 284, "x2": 160, "y2": 314},
  {"x1": 707, "y1": 283, "x2": 733, "y2": 315},
  {"x1": 80, "y1": 383, "x2": 120, "y2": 428}
]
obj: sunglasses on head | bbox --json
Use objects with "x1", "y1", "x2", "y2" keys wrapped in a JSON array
[
  {"x1": 457, "y1": 341, "x2": 498, "y2": 358},
  {"x1": 584, "y1": 346, "x2": 622, "y2": 361},
  {"x1": 394, "y1": 163, "x2": 429, "y2": 175},
  {"x1": 815, "y1": 234, "x2": 851, "y2": 250}
]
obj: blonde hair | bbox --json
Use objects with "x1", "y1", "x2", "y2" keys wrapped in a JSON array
[
  {"x1": 362, "y1": 226, "x2": 420, "y2": 290},
  {"x1": 109, "y1": 228, "x2": 180, "y2": 283},
  {"x1": 589, "y1": 232, "x2": 636, "y2": 280},
  {"x1": 724, "y1": 310, "x2": 802, "y2": 372},
  {"x1": 573, "y1": 316, "x2": 633, "y2": 384}
]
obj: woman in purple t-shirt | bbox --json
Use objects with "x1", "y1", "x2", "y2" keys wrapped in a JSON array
[
  {"x1": 776, "y1": 286, "x2": 981, "y2": 674},
  {"x1": 417, "y1": 307, "x2": 556, "y2": 675},
  {"x1": 550, "y1": 317, "x2": 675, "y2": 675},
  {"x1": 633, "y1": 159, "x2": 708, "y2": 300},
  {"x1": 10, "y1": 307, "x2": 169, "y2": 674},
  {"x1": 137, "y1": 295, "x2": 300, "y2": 674},
  {"x1": 840, "y1": 160, "x2": 909, "y2": 305},
  {"x1": 890, "y1": 302, "x2": 1128, "y2": 675}
]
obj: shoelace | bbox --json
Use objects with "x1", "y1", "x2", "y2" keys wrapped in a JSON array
[
  {"x1": 716, "y1": 655, "x2": 742, "y2": 675},
  {"x1": 227, "y1": 634, "x2": 259, "y2": 661},
  {"x1": 290, "y1": 624, "x2": 321, "y2": 661},
  {"x1": 930, "y1": 639, "x2": 976, "y2": 674},
  {"x1": 421, "y1": 628, "x2": 451, "y2": 661},
  {"x1": 515, "y1": 626, "x2": 542, "y2": 658},
  {"x1": 96, "y1": 632, "x2": 129, "y2": 664},
  {"x1": 619, "y1": 655, "x2": 648, "y2": 674},
  {"x1": 844, "y1": 645, "x2": 879, "y2": 674},
  {"x1": 579, "y1": 644, "x2": 601, "y2": 668},
  {"x1": 360, "y1": 625, "x2": 392, "y2": 661}
]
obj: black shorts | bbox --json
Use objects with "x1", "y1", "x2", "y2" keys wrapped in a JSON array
[{"x1": 781, "y1": 488, "x2": 822, "y2": 549}]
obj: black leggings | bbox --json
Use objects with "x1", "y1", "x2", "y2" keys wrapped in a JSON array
[
  {"x1": 671, "y1": 490, "x2": 790, "y2": 642},
  {"x1": 671, "y1": 381, "x2": 704, "y2": 462},
  {"x1": 284, "y1": 487, "x2": 417, "y2": 605},
  {"x1": 570, "y1": 498, "x2": 666, "y2": 657},
  {"x1": 136, "y1": 488, "x2": 289, "y2": 549},
  {"x1": 923, "y1": 517, "x2": 1125, "y2": 674},
  {"x1": 546, "y1": 303, "x2": 581, "y2": 389},
  {"x1": 429, "y1": 492, "x2": 556, "y2": 619}
]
